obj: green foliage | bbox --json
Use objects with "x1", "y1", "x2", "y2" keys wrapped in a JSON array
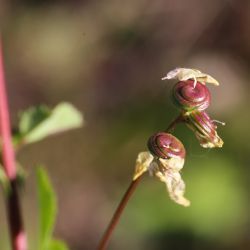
[
  {"x1": 17, "y1": 102, "x2": 84, "y2": 145},
  {"x1": 48, "y1": 240, "x2": 69, "y2": 250},
  {"x1": 37, "y1": 167, "x2": 68, "y2": 250},
  {"x1": 16, "y1": 102, "x2": 84, "y2": 249},
  {"x1": 19, "y1": 106, "x2": 51, "y2": 135}
]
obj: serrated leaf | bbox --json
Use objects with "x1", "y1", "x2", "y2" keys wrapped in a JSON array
[
  {"x1": 19, "y1": 102, "x2": 84, "y2": 144},
  {"x1": 37, "y1": 167, "x2": 57, "y2": 250},
  {"x1": 48, "y1": 239, "x2": 69, "y2": 250}
]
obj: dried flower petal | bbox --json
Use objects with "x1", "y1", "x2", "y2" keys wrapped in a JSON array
[
  {"x1": 133, "y1": 152, "x2": 154, "y2": 180},
  {"x1": 164, "y1": 170, "x2": 190, "y2": 207},
  {"x1": 153, "y1": 158, "x2": 189, "y2": 207},
  {"x1": 133, "y1": 150, "x2": 189, "y2": 207},
  {"x1": 162, "y1": 68, "x2": 219, "y2": 86},
  {"x1": 159, "y1": 157, "x2": 185, "y2": 172}
]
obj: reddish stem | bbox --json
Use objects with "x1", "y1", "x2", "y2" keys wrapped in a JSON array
[
  {"x1": 165, "y1": 113, "x2": 184, "y2": 133},
  {"x1": 97, "y1": 175, "x2": 143, "y2": 250},
  {"x1": 0, "y1": 38, "x2": 27, "y2": 250},
  {"x1": 0, "y1": 43, "x2": 16, "y2": 180},
  {"x1": 97, "y1": 115, "x2": 183, "y2": 249}
]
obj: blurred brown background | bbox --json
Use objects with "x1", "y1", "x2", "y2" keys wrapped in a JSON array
[{"x1": 0, "y1": 0, "x2": 250, "y2": 249}]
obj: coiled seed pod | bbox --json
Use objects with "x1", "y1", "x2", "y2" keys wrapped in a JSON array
[
  {"x1": 173, "y1": 80, "x2": 211, "y2": 111},
  {"x1": 147, "y1": 132, "x2": 186, "y2": 159}
]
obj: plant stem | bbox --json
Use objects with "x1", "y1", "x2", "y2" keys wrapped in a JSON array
[
  {"x1": 0, "y1": 38, "x2": 27, "y2": 250},
  {"x1": 97, "y1": 115, "x2": 183, "y2": 249},
  {"x1": 165, "y1": 113, "x2": 184, "y2": 133},
  {"x1": 97, "y1": 175, "x2": 143, "y2": 250}
]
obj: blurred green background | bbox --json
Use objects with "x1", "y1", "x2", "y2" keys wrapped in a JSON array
[{"x1": 0, "y1": 0, "x2": 250, "y2": 249}]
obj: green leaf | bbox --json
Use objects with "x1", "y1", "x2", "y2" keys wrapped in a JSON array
[
  {"x1": 19, "y1": 106, "x2": 51, "y2": 135},
  {"x1": 19, "y1": 102, "x2": 84, "y2": 144},
  {"x1": 48, "y1": 239, "x2": 69, "y2": 250},
  {"x1": 37, "y1": 167, "x2": 57, "y2": 250}
]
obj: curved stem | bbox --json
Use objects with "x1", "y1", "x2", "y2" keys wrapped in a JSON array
[
  {"x1": 97, "y1": 114, "x2": 184, "y2": 249},
  {"x1": 0, "y1": 38, "x2": 27, "y2": 250},
  {"x1": 97, "y1": 175, "x2": 143, "y2": 250},
  {"x1": 165, "y1": 113, "x2": 184, "y2": 133}
]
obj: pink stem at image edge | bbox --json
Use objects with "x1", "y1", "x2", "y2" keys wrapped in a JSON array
[{"x1": 0, "y1": 38, "x2": 27, "y2": 250}]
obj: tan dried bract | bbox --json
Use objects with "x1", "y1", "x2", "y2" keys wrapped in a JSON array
[{"x1": 162, "y1": 68, "x2": 219, "y2": 87}]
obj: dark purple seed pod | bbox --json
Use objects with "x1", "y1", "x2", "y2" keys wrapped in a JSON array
[
  {"x1": 184, "y1": 111, "x2": 223, "y2": 148},
  {"x1": 147, "y1": 132, "x2": 186, "y2": 159},
  {"x1": 173, "y1": 80, "x2": 211, "y2": 111}
]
